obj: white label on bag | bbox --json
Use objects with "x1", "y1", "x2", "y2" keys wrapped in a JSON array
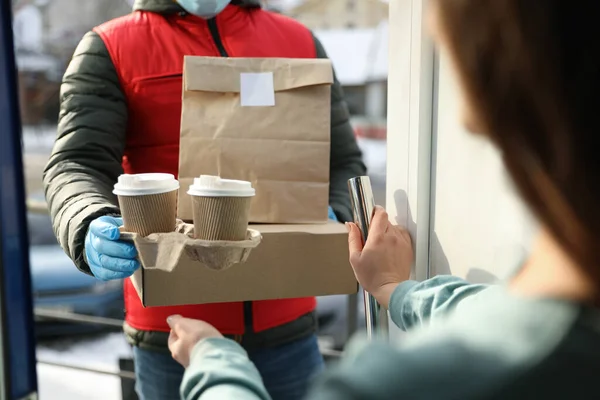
[{"x1": 240, "y1": 72, "x2": 275, "y2": 107}]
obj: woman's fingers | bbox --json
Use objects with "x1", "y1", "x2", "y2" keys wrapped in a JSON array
[
  {"x1": 168, "y1": 329, "x2": 178, "y2": 349},
  {"x1": 368, "y1": 206, "x2": 389, "y2": 237},
  {"x1": 167, "y1": 315, "x2": 189, "y2": 337},
  {"x1": 347, "y1": 222, "x2": 364, "y2": 253},
  {"x1": 399, "y1": 227, "x2": 412, "y2": 245}
]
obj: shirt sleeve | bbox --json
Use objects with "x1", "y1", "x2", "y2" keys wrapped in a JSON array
[
  {"x1": 43, "y1": 31, "x2": 126, "y2": 275},
  {"x1": 180, "y1": 338, "x2": 272, "y2": 400},
  {"x1": 389, "y1": 276, "x2": 489, "y2": 331}
]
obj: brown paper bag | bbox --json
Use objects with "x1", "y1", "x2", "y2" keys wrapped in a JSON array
[{"x1": 178, "y1": 56, "x2": 333, "y2": 223}]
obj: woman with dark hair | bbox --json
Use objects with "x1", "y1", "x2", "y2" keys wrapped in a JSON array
[{"x1": 166, "y1": 1, "x2": 600, "y2": 398}]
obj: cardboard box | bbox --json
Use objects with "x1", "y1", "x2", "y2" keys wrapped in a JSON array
[
  {"x1": 178, "y1": 56, "x2": 333, "y2": 223},
  {"x1": 129, "y1": 222, "x2": 357, "y2": 307}
]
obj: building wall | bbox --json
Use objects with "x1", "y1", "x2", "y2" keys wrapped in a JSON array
[
  {"x1": 43, "y1": 0, "x2": 130, "y2": 59},
  {"x1": 13, "y1": 0, "x2": 131, "y2": 124},
  {"x1": 12, "y1": 3, "x2": 43, "y2": 52},
  {"x1": 289, "y1": 0, "x2": 388, "y2": 30},
  {"x1": 429, "y1": 54, "x2": 538, "y2": 282}
]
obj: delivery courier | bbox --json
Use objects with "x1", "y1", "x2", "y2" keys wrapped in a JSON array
[{"x1": 43, "y1": 0, "x2": 366, "y2": 399}]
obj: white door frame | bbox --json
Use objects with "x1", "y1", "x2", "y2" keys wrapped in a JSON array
[{"x1": 386, "y1": 0, "x2": 437, "y2": 281}]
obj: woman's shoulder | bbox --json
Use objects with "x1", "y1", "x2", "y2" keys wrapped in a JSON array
[
  {"x1": 310, "y1": 294, "x2": 598, "y2": 400},
  {"x1": 310, "y1": 333, "x2": 517, "y2": 400}
]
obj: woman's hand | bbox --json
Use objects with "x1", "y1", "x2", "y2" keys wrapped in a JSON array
[
  {"x1": 347, "y1": 206, "x2": 414, "y2": 308},
  {"x1": 167, "y1": 315, "x2": 223, "y2": 367}
]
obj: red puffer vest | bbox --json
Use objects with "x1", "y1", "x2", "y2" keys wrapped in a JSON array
[{"x1": 94, "y1": 5, "x2": 317, "y2": 334}]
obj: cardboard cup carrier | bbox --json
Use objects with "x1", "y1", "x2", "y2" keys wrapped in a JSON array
[
  {"x1": 188, "y1": 175, "x2": 255, "y2": 241},
  {"x1": 113, "y1": 173, "x2": 179, "y2": 237},
  {"x1": 117, "y1": 174, "x2": 261, "y2": 273}
]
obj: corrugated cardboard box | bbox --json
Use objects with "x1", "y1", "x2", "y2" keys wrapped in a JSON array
[{"x1": 129, "y1": 222, "x2": 357, "y2": 307}]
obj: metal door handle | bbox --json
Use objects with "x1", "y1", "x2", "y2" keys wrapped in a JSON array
[{"x1": 348, "y1": 176, "x2": 389, "y2": 340}]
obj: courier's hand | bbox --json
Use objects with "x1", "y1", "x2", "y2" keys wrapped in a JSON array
[
  {"x1": 85, "y1": 216, "x2": 140, "y2": 281},
  {"x1": 167, "y1": 315, "x2": 223, "y2": 367},
  {"x1": 347, "y1": 206, "x2": 414, "y2": 308}
]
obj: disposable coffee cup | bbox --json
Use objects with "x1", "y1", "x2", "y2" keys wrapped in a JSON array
[
  {"x1": 187, "y1": 176, "x2": 255, "y2": 241},
  {"x1": 113, "y1": 173, "x2": 179, "y2": 237}
]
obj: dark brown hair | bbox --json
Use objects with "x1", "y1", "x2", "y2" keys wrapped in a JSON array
[{"x1": 434, "y1": 1, "x2": 600, "y2": 279}]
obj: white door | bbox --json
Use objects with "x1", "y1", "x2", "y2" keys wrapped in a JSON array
[
  {"x1": 386, "y1": 0, "x2": 537, "y2": 285},
  {"x1": 430, "y1": 54, "x2": 537, "y2": 282}
]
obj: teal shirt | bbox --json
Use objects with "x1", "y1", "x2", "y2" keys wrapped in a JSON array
[{"x1": 181, "y1": 276, "x2": 600, "y2": 399}]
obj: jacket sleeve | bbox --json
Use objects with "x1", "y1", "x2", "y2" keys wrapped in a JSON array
[
  {"x1": 389, "y1": 276, "x2": 489, "y2": 331},
  {"x1": 181, "y1": 338, "x2": 272, "y2": 400},
  {"x1": 43, "y1": 31, "x2": 127, "y2": 275},
  {"x1": 313, "y1": 34, "x2": 367, "y2": 222}
]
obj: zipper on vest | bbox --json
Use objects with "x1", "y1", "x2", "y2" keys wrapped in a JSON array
[
  {"x1": 206, "y1": 16, "x2": 254, "y2": 333},
  {"x1": 207, "y1": 18, "x2": 228, "y2": 57}
]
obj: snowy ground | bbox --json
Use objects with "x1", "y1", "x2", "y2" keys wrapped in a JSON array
[
  {"x1": 36, "y1": 333, "x2": 133, "y2": 400},
  {"x1": 22, "y1": 125, "x2": 57, "y2": 151}
]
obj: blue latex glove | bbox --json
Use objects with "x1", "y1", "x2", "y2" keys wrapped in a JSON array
[
  {"x1": 85, "y1": 216, "x2": 140, "y2": 281},
  {"x1": 328, "y1": 206, "x2": 338, "y2": 221}
]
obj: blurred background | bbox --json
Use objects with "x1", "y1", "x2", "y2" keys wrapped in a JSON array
[{"x1": 13, "y1": 0, "x2": 389, "y2": 398}]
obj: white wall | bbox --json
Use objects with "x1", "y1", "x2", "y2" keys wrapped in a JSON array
[{"x1": 430, "y1": 54, "x2": 537, "y2": 283}]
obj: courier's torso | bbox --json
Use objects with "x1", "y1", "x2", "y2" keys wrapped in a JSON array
[
  {"x1": 98, "y1": 6, "x2": 316, "y2": 177},
  {"x1": 93, "y1": 5, "x2": 318, "y2": 334}
]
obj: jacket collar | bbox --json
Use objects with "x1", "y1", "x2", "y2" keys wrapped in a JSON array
[{"x1": 131, "y1": 0, "x2": 261, "y2": 14}]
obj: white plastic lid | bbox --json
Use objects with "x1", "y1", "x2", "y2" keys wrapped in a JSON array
[
  {"x1": 113, "y1": 173, "x2": 180, "y2": 196},
  {"x1": 187, "y1": 175, "x2": 255, "y2": 197}
]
